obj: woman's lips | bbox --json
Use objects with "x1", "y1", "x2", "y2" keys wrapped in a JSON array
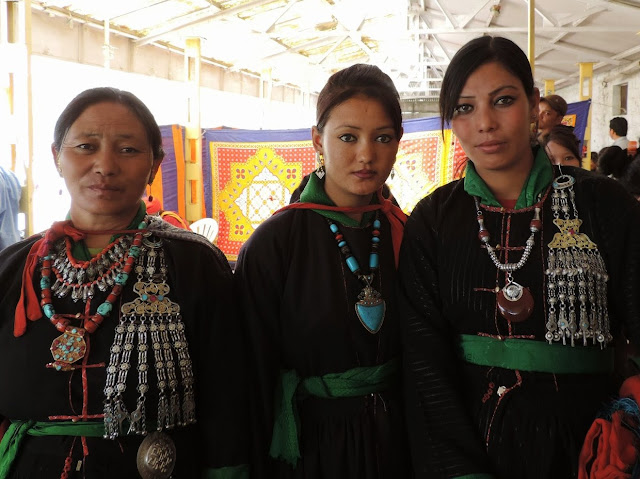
[
  {"x1": 353, "y1": 170, "x2": 376, "y2": 179},
  {"x1": 476, "y1": 141, "x2": 506, "y2": 154}
]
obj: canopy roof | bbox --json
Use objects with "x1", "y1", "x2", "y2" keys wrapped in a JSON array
[{"x1": 35, "y1": 0, "x2": 640, "y2": 99}]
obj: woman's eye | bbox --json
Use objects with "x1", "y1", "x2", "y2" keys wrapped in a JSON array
[
  {"x1": 121, "y1": 147, "x2": 141, "y2": 154},
  {"x1": 76, "y1": 144, "x2": 95, "y2": 151},
  {"x1": 453, "y1": 104, "x2": 473, "y2": 115},
  {"x1": 495, "y1": 96, "x2": 515, "y2": 106},
  {"x1": 376, "y1": 135, "x2": 393, "y2": 144},
  {"x1": 339, "y1": 134, "x2": 356, "y2": 142}
]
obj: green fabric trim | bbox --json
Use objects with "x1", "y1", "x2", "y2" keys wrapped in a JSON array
[
  {"x1": 202, "y1": 464, "x2": 250, "y2": 479},
  {"x1": 269, "y1": 358, "x2": 400, "y2": 467},
  {"x1": 70, "y1": 201, "x2": 147, "y2": 260},
  {"x1": 464, "y1": 147, "x2": 553, "y2": 209},
  {"x1": 298, "y1": 172, "x2": 374, "y2": 227},
  {"x1": 0, "y1": 420, "x2": 104, "y2": 479},
  {"x1": 459, "y1": 334, "x2": 615, "y2": 374}
]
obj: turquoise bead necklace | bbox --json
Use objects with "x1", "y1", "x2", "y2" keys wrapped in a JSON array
[{"x1": 327, "y1": 212, "x2": 386, "y2": 334}]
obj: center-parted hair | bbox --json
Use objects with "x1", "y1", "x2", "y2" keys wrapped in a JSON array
[
  {"x1": 439, "y1": 36, "x2": 535, "y2": 129},
  {"x1": 315, "y1": 64, "x2": 402, "y2": 139},
  {"x1": 53, "y1": 87, "x2": 165, "y2": 162},
  {"x1": 540, "y1": 125, "x2": 582, "y2": 166}
]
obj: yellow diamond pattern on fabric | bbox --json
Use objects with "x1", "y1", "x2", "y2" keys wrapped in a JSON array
[
  {"x1": 218, "y1": 145, "x2": 309, "y2": 243},
  {"x1": 386, "y1": 129, "x2": 454, "y2": 213}
]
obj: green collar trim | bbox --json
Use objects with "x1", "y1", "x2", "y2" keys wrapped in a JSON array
[
  {"x1": 298, "y1": 173, "x2": 374, "y2": 227},
  {"x1": 69, "y1": 202, "x2": 147, "y2": 261},
  {"x1": 459, "y1": 335, "x2": 614, "y2": 374},
  {"x1": 464, "y1": 147, "x2": 553, "y2": 209}
]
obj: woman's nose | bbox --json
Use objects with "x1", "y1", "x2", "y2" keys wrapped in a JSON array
[{"x1": 93, "y1": 148, "x2": 120, "y2": 176}]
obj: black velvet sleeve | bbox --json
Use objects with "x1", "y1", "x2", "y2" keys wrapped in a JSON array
[
  {"x1": 234, "y1": 212, "x2": 290, "y2": 479},
  {"x1": 163, "y1": 238, "x2": 250, "y2": 472},
  {"x1": 396, "y1": 184, "x2": 495, "y2": 479},
  {"x1": 575, "y1": 173, "x2": 640, "y2": 369}
]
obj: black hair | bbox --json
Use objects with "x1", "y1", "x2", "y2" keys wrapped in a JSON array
[
  {"x1": 540, "y1": 125, "x2": 582, "y2": 167},
  {"x1": 53, "y1": 87, "x2": 164, "y2": 162},
  {"x1": 315, "y1": 64, "x2": 402, "y2": 139},
  {"x1": 597, "y1": 145, "x2": 631, "y2": 179},
  {"x1": 439, "y1": 36, "x2": 535, "y2": 130},
  {"x1": 609, "y1": 117, "x2": 628, "y2": 137}
]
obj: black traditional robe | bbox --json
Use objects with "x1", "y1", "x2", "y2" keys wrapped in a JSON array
[
  {"x1": 398, "y1": 166, "x2": 640, "y2": 479},
  {"x1": 235, "y1": 208, "x2": 411, "y2": 478},
  {"x1": 0, "y1": 219, "x2": 248, "y2": 478}
]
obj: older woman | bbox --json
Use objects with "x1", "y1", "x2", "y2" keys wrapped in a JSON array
[
  {"x1": 398, "y1": 36, "x2": 640, "y2": 478},
  {"x1": 0, "y1": 87, "x2": 248, "y2": 478},
  {"x1": 235, "y1": 64, "x2": 410, "y2": 478}
]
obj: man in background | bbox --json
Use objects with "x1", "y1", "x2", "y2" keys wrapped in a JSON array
[
  {"x1": 0, "y1": 165, "x2": 22, "y2": 250},
  {"x1": 537, "y1": 94, "x2": 568, "y2": 142},
  {"x1": 609, "y1": 117, "x2": 629, "y2": 149}
]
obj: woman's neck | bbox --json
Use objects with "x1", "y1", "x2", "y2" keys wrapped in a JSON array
[
  {"x1": 476, "y1": 155, "x2": 534, "y2": 202},
  {"x1": 69, "y1": 210, "x2": 140, "y2": 249}
]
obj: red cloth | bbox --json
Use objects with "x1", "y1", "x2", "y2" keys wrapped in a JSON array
[
  {"x1": 14, "y1": 221, "x2": 143, "y2": 338},
  {"x1": 160, "y1": 211, "x2": 190, "y2": 230},
  {"x1": 15, "y1": 221, "x2": 87, "y2": 337},
  {"x1": 275, "y1": 189, "x2": 407, "y2": 267},
  {"x1": 143, "y1": 195, "x2": 162, "y2": 215},
  {"x1": 578, "y1": 375, "x2": 640, "y2": 478}
]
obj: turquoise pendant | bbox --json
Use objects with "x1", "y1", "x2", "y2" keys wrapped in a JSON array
[{"x1": 355, "y1": 284, "x2": 386, "y2": 334}]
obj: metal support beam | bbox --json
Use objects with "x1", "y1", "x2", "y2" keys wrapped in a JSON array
[
  {"x1": 184, "y1": 37, "x2": 202, "y2": 223},
  {"x1": 579, "y1": 62, "x2": 594, "y2": 170},
  {"x1": 3, "y1": 0, "x2": 33, "y2": 236},
  {"x1": 543, "y1": 79, "x2": 555, "y2": 96},
  {"x1": 528, "y1": 0, "x2": 535, "y2": 75}
]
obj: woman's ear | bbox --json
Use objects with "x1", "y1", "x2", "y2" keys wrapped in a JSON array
[
  {"x1": 530, "y1": 87, "x2": 541, "y2": 118},
  {"x1": 148, "y1": 158, "x2": 162, "y2": 185},
  {"x1": 51, "y1": 143, "x2": 62, "y2": 176},
  {"x1": 311, "y1": 126, "x2": 323, "y2": 155}
]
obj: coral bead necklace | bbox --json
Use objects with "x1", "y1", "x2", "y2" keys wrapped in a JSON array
[{"x1": 40, "y1": 221, "x2": 146, "y2": 370}]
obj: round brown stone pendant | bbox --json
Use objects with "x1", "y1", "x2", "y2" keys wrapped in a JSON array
[
  {"x1": 497, "y1": 282, "x2": 534, "y2": 323},
  {"x1": 136, "y1": 431, "x2": 176, "y2": 479}
]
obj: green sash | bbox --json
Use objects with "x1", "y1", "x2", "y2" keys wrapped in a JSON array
[
  {"x1": 269, "y1": 358, "x2": 400, "y2": 467},
  {"x1": 0, "y1": 420, "x2": 249, "y2": 479},
  {"x1": 460, "y1": 334, "x2": 615, "y2": 374},
  {"x1": 0, "y1": 420, "x2": 104, "y2": 479}
]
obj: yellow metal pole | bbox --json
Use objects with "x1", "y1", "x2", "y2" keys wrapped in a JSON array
[
  {"x1": 528, "y1": 0, "x2": 535, "y2": 75},
  {"x1": 579, "y1": 62, "x2": 594, "y2": 170},
  {"x1": 543, "y1": 80, "x2": 555, "y2": 96},
  {"x1": 6, "y1": 0, "x2": 33, "y2": 236},
  {"x1": 184, "y1": 37, "x2": 202, "y2": 223}
]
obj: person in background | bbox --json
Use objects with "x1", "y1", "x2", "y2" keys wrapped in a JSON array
[
  {"x1": 397, "y1": 35, "x2": 640, "y2": 479},
  {"x1": 597, "y1": 145, "x2": 631, "y2": 180},
  {"x1": 539, "y1": 125, "x2": 582, "y2": 168},
  {"x1": 537, "y1": 94, "x2": 567, "y2": 142},
  {"x1": 0, "y1": 87, "x2": 248, "y2": 478},
  {"x1": 143, "y1": 194, "x2": 189, "y2": 229},
  {"x1": 609, "y1": 117, "x2": 629, "y2": 150},
  {"x1": 0, "y1": 164, "x2": 22, "y2": 251},
  {"x1": 236, "y1": 64, "x2": 410, "y2": 478},
  {"x1": 590, "y1": 151, "x2": 599, "y2": 172}
]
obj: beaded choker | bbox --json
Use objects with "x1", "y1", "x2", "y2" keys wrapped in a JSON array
[
  {"x1": 328, "y1": 213, "x2": 385, "y2": 334},
  {"x1": 475, "y1": 197, "x2": 542, "y2": 323},
  {"x1": 41, "y1": 221, "x2": 146, "y2": 370}
]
